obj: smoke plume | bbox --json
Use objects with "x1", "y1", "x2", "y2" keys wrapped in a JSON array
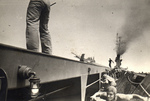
[{"x1": 117, "y1": 0, "x2": 150, "y2": 55}]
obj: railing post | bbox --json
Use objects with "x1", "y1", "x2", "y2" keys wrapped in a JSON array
[
  {"x1": 81, "y1": 75, "x2": 88, "y2": 101},
  {"x1": 99, "y1": 73, "x2": 101, "y2": 90}
]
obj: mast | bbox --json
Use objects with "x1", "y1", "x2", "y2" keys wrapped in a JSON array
[{"x1": 115, "y1": 33, "x2": 122, "y2": 68}]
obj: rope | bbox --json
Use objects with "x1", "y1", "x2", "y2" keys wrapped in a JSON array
[
  {"x1": 127, "y1": 74, "x2": 150, "y2": 97},
  {"x1": 139, "y1": 84, "x2": 150, "y2": 97},
  {"x1": 127, "y1": 76, "x2": 141, "y2": 85},
  {"x1": 86, "y1": 79, "x2": 101, "y2": 88},
  {"x1": 0, "y1": 76, "x2": 5, "y2": 79},
  {"x1": 29, "y1": 85, "x2": 71, "y2": 101}
]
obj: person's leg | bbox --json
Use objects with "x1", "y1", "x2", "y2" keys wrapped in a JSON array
[
  {"x1": 26, "y1": 0, "x2": 44, "y2": 52},
  {"x1": 109, "y1": 63, "x2": 111, "y2": 68},
  {"x1": 40, "y1": 1, "x2": 52, "y2": 54}
]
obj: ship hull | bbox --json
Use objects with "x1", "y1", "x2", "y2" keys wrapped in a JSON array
[{"x1": 0, "y1": 44, "x2": 107, "y2": 101}]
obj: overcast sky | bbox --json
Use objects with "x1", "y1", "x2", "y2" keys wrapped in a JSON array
[{"x1": 0, "y1": 0, "x2": 150, "y2": 72}]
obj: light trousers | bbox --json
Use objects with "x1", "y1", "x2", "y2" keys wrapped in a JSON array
[{"x1": 26, "y1": 0, "x2": 52, "y2": 54}]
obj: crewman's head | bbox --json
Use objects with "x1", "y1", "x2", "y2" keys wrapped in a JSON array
[
  {"x1": 106, "y1": 86, "x2": 117, "y2": 101},
  {"x1": 102, "y1": 74, "x2": 109, "y2": 84}
]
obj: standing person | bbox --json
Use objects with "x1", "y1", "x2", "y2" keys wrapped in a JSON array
[
  {"x1": 26, "y1": 0, "x2": 52, "y2": 55},
  {"x1": 90, "y1": 86, "x2": 150, "y2": 101},
  {"x1": 109, "y1": 58, "x2": 114, "y2": 68}
]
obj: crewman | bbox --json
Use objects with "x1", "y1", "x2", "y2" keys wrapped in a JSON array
[
  {"x1": 90, "y1": 86, "x2": 150, "y2": 101},
  {"x1": 26, "y1": 0, "x2": 54, "y2": 55},
  {"x1": 109, "y1": 58, "x2": 114, "y2": 68},
  {"x1": 101, "y1": 74, "x2": 116, "y2": 91},
  {"x1": 80, "y1": 54, "x2": 85, "y2": 62}
]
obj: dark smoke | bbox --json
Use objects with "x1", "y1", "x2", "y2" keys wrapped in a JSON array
[{"x1": 117, "y1": 0, "x2": 150, "y2": 55}]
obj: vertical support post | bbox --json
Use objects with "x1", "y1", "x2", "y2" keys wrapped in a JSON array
[
  {"x1": 99, "y1": 73, "x2": 101, "y2": 90},
  {"x1": 0, "y1": 68, "x2": 8, "y2": 101},
  {"x1": 81, "y1": 75, "x2": 88, "y2": 101}
]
